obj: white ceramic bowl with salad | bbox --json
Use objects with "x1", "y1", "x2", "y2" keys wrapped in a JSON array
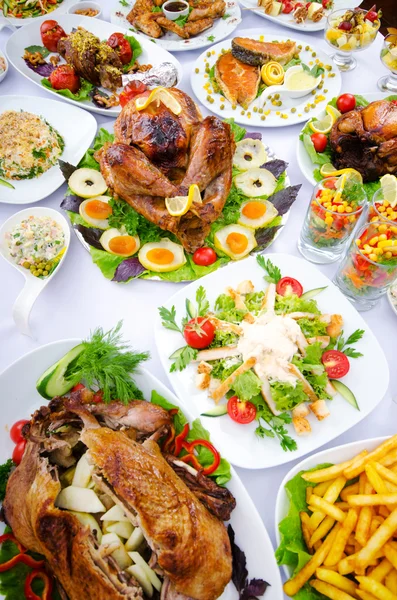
[
  {"x1": 0, "y1": 337, "x2": 283, "y2": 600},
  {"x1": 0, "y1": 0, "x2": 76, "y2": 26},
  {"x1": 154, "y1": 253, "x2": 389, "y2": 469}
]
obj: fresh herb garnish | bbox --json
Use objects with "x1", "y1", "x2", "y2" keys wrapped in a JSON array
[
  {"x1": 32, "y1": 148, "x2": 47, "y2": 160},
  {"x1": 169, "y1": 345, "x2": 198, "y2": 372},
  {"x1": 228, "y1": 525, "x2": 270, "y2": 600},
  {"x1": 256, "y1": 255, "x2": 282, "y2": 284},
  {"x1": 302, "y1": 63, "x2": 324, "y2": 78},
  {"x1": 120, "y1": 0, "x2": 129, "y2": 6},
  {"x1": 159, "y1": 305, "x2": 183, "y2": 333},
  {"x1": 196, "y1": 286, "x2": 210, "y2": 317},
  {"x1": 151, "y1": 6, "x2": 162, "y2": 10},
  {"x1": 335, "y1": 328, "x2": 365, "y2": 358},
  {"x1": 207, "y1": 34, "x2": 215, "y2": 41},
  {"x1": 25, "y1": 45, "x2": 50, "y2": 58},
  {"x1": 222, "y1": 12, "x2": 231, "y2": 18},
  {"x1": 0, "y1": 459, "x2": 13, "y2": 502},
  {"x1": 254, "y1": 402, "x2": 297, "y2": 452}
]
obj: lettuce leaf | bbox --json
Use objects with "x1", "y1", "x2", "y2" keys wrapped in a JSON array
[
  {"x1": 210, "y1": 358, "x2": 242, "y2": 381},
  {"x1": 90, "y1": 247, "x2": 125, "y2": 280},
  {"x1": 231, "y1": 370, "x2": 262, "y2": 401},
  {"x1": 214, "y1": 294, "x2": 247, "y2": 322},
  {"x1": 297, "y1": 317, "x2": 328, "y2": 338},
  {"x1": 270, "y1": 380, "x2": 307, "y2": 412},
  {"x1": 123, "y1": 35, "x2": 143, "y2": 72},
  {"x1": 150, "y1": 389, "x2": 187, "y2": 435},
  {"x1": 41, "y1": 76, "x2": 93, "y2": 101},
  {"x1": 224, "y1": 118, "x2": 246, "y2": 142},
  {"x1": 292, "y1": 343, "x2": 331, "y2": 400},
  {"x1": 209, "y1": 329, "x2": 239, "y2": 349},
  {"x1": 275, "y1": 294, "x2": 320, "y2": 315}
]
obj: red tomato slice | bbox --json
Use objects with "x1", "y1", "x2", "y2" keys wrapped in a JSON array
[
  {"x1": 12, "y1": 440, "x2": 26, "y2": 465},
  {"x1": 10, "y1": 419, "x2": 29, "y2": 444},
  {"x1": 322, "y1": 350, "x2": 350, "y2": 379},
  {"x1": 107, "y1": 32, "x2": 132, "y2": 65},
  {"x1": 192, "y1": 247, "x2": 217, "y2": 266},
  {"x1": 119, "y1": 81, "x2": 148, "y2": 107},
  {"x1": 183, "y1": 317, "x2": 215, "y2": 349},
  {"x1": 323, "y1": 178, "x2": 337, "y2": 190},
  {"x1": 227, "y1": 396, "x2": 257, "y2": 424},
  {"x1": 276, "y1": 277, "x2": 303, "y2": 297}
]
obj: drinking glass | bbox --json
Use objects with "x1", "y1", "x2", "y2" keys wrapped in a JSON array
[
  {"x1": 298, "y1": 179, "x2": 365, "y2": 264},
  {"x1": 367, "y1": 188, "x2": 397, "y2": 226},
  {"x1": 325, "y1": 8, "x2": 380, "y2": 72},
  {"x1": 333, "y1": 221, "x2": 397, "y2": 311},
  {"x1": 378, "y1": 33, "x2": 397, "y2": 93}
]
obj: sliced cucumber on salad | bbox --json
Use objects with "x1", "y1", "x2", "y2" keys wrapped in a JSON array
[
  {"x1": 300, "y1": 286, "x2": 327, "y2": 301},
  {"x1": 201, "y1": 405, "x2": 228, "y2": 418},
  {"x1": 36, "y1": 344, "x2": 84, "y2": 399},
  {"x1": 331, "y1": 379, "x2": 359, "y2": 411}
]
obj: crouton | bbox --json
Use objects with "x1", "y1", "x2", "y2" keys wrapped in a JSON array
[
  {"x1": 243, "y1": 313, "x2": 255, "y2": 324},
  {"x1": 292, "y1": 403, "x2": 310, "y2": 418},
  {"x1": 197, "y1": 361, "x2": 212, "y2": 374},
  {"x1": 309, "y1": 399, "x2": 330, "y2": 421},
  {"x1": 237, "y1": 280, "x2": 255, "y2": 295},
  {"x1": 326, "y1": 314, "x2": 344, "y2": 338},
  {"x1": 293, "y1": 416, "x2": 312, "y2": 436},
  {"x1": 307, "y1": 336, "x2": 330, "y2": 349},
  {"x1": 196, "y1": 372, "x2": 211, "y2": 390}
]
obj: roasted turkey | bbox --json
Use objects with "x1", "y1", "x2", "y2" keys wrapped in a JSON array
[
  {"x1": 329, "y1": 99, "x2": 397, "y2": 182},
  {"x1": 3, "y1": 391, "x2": 235, "y2": 600},
  {"x1": 95, "y1": 88, "x2": 235, "y2": 253}
]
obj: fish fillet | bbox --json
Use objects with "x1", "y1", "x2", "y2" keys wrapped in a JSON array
[{"x1": 214, "y1": 51, "x2": 260, "y2": 109}]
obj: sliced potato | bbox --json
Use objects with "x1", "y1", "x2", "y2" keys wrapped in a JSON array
[
  {"x1": 55, "y1": 486, "x2": 106, "y2": 513},
  {"x1": 72, "y1": 454, "x2": 93, "y2": 488},
  {"x1": 125, "y1": 527, "x2": 145, "y2": 551},
  {"x1": 100, "y1": 504, "x2": 130, "y2": 523},
  {"x1": 107, "y1": 521, "x2": 134, "y2": 540}
]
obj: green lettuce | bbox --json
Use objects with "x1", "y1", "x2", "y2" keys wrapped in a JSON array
[
  {"x1": 90, "y1": 247, "x2": 126, "y2": 280},
  {"x1": 214, "y1": 294, "x2": 247, "y2": 322},
  {"x1": 41, "y1": 76, "x2": 93, "y2": 101},
  {"x1": 297, "y1": 317, "x2": 328, "y2": 338},
  {"x1": 108, "y1": 198, "x2": 164, "y2": 245},
  {"x1": 245, "y1": 291, "x2": 265, "y2": 313},
  {"x1": 123, "y1": 35, "x2": 142, "y2": 72},
  {"x1": 292, "y1": 343, "x2": 331, "y2": 400},
  {"x1": 270, "y1": 380, "x2": 307, "y2": 412},
  {"x1": 231, "y1": 370, "x2": 262, "y2": 401},
  {"x1": 209, "y1": 358, "x2": 242, "y2": 382},
  {"x1": 77, "y1": 128, "x2": 114, "y2": 172},
  {"x1": 67, "y1": 211, "x2": 91, "y2": 228},
  {"x1": 209, "y1": 329, "x2": 238, "y2": 349},
  {"x1": 302, "y1": 133, "x2": 332, "y2": 166},
  {"x1": 275, "y1": 294, "x2": 320, "y2": 315},
  {"x1": 224, "y1": 118, "x2": 246, "y2": 142}
]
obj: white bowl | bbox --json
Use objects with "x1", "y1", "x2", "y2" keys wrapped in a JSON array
[
  {"x1": 0, "y1": 49, "x2": 8, "y2": 83},
  {"x1": 67, "y1": 1, "x2": 102, "y2": 18},
  {"x1": 162, "y1": 0, "x2": 189, "y2": 20}
]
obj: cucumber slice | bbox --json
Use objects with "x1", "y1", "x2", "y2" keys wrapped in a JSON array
[
  {"x1": 300, "y1": 286, "x2": 327, "y2": 301},
  {"x1": 0, "y1": 178, "x2": 13, "y2": 189},
  {"x1": 201, "y1": 405, "x2": 228, "y2": 417},
  {"x1": 185, "y1": 298, "x2": 197, "y2": 319},
  {"x1": 169, "y1": 346, "x2": 185, "y2": 360},
  {"x1": 36, "y1": 344, "x2": 85, "y2": 399},
  {"x1": 331, "y1": 379, "x2": 360, "y2": 411}
]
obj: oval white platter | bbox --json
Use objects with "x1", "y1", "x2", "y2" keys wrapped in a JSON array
[
  {"x1": 0, "y1": 0, "x2": 76, "y2": 27},
  {"x1": 275, "y1": 435, "x2": 388, "y2": 580},
  {"x1": 191, "y1": 29, "x2": 341, "y2": 128},
  {"x1": 110, "y1": 0, "x2": 241, "y2": 52},
  {"x1": 0, "y1": 95, "x2": 97, "y2": 204},
  {"x1": 6, "y1": 14, "x2": 183, "y2": 117},
  {"x1": 237, "y1": 0, "x2": 363, "y2": 33},
  {"x1": 154, "y1": 253, "x2": 389, "y2": 469},
  {"x1": 296, "y1": 91, "x2": 390, "y2": 186},
  {"x1": 0, "y1": 338, "x2": 283, "y2": 600}
]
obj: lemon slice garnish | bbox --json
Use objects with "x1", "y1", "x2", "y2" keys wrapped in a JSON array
[
  {"x1": 310, "y1": 114, "x2": 333, "y2": 134},
  {"x1": 135, "y1": 87, "x2": 182, "y2": 115},
  {"x1": 188, "y1": 183, "x2": 202, "y2": 206},
  {"x1": 320, "y1": 163, "x2": 338, "y2": 177},
  {"x1": 326, "y1": 104, "x2": 342, "y2": 124},
  {"x1": 261, "y1": 61, "x2": 284, "y2": 86},
  {"x1": 165, "y1": 185, "x2": 201, "y2": 217},
  {"x1": 380, "y1": 174, "x2": 397, "y2": 208},
  {"x1": 320, "y1": 165, "x2": 363, "y2": 182}
]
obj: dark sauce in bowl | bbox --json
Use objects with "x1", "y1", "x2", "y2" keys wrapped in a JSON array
[{"x1": 164, "y1": 2, "x2": 187, "y2": 11}]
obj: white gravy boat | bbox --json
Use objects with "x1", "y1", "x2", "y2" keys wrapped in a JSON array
[
  {"x1": 0, "y1": 207, "x2": 70, "y2": 338},
  {"x1": 260, "y1": 65, "x2": 322, "y2": 106}
]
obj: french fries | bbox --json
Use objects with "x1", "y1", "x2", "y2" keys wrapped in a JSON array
[{"x1": 282, "y1": 436, "x2": 397, "y2": 598}]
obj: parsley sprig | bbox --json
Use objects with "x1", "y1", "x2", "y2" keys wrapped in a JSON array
[
  {"x1": 336, "y1": 329, "x2": 365, "y2": 358},
  {"x1": 159, "y1": 305, "x2": 182, "y2": 334},
  {"x1": 169, "y1": 346, "x2": 198, "y2": 372},
  {"x1": 255, "y1": 403, "x2": 297, "y2": 452},
  {"x1": 256, "y1": 255, "x2": 282, "y2": 284}
]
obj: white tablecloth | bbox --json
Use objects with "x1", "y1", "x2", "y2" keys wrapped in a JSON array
[{"x1": 0, "y1": 2, "x2": 396, "y2": 583}]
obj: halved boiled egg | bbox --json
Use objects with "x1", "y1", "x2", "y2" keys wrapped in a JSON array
[
  {"x1": 237, "y1": 200, "x2": 279, "y2": 229},
  {"x1": 214, "y1": 224, "x2": 257, "y2": 260},
  {"x1": 79, "y1": 196, "x2": 113, "y2": 229},
  {"x1": 100, "y1": 228, "x2": 140, "y2": 257},
  {"x1": 138, "y1": 238, "x2": 186, "y2": 272}
]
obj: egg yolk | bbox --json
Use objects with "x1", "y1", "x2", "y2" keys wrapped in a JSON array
[
  {"x1": 226, "y1": 232, "x2": 248, "y2": 255},
  {"x1": 147, "y1": 248, "x2": 174, "y2": 265},
  {"x1": 109, "y1": 236, "x2": 136, "y2": 255},
  {"x1": 85, "y1": 200, "x2": 112, "y2": 219},
  {"x1": 242, "y1": 201, "x2": 267, "y2": 220}
]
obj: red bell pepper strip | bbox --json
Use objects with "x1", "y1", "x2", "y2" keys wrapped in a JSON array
[
  {"x1": 162, "y1": 424, "x2": 175, "y2": 452},
  {"x1": 0, "y1": 534, "x2": 44, "y2": 572},
  {"x1": 24, "y1": 569, "x2": 53, "y2": 600},
  {"x1": 174, "y1": 423, "x2": 190, "y2": 456},
  {"x1": 183, "y1": 439, "x2": 221, "y2": 476},
  {"x1": 179, "y1": 453, "x2": 202, "y2": 471},
  {"x1": 168, "y1": 408, "x2": 179, "y2": 416}
]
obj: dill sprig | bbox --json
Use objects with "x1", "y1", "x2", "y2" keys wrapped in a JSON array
[{"x1": 67, "y1": 322, "x2": 149, "y2": 404}]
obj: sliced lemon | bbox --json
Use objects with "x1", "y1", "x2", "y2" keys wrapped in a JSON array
[
  {"x1": 380, "y1": 174, "x2": 397, "y2": 208},
  {"x1": 333, "y1": 170, "x2": 363, "y2": 203},
  {"x1": 310, "y1": 114, "x2": 333, "y2": 134},
  {"x1": 165, "y1": 194, "x2": 193, "y2": 217},
  {"x1": 326, "y1": 104, "x2": 342, "y2": 123},
  {"x1": 135, "y1": 87, "x2": 182, "y2": 115},
  {"x1": 188, "y1": 183, "x2": 202, "y2": 206},
  {"x1": 320, "y1": 163, "x2": 337, "y2": 177}
]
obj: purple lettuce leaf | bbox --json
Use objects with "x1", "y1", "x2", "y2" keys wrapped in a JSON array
[
  {"x1": 60, "y1": 195, "x2": 83, "y2": 213},
  {"x1": 112, "y1": 257, "x2": 146, "y2": 282},
  {"x1": 74, "y1": 224, "x2": 103, "y2": 250},
  {"x1": 241, "y1": 579, "x2": 270, "y2": 600},
  {"x1": 24, "y1": 58, "x2": 55, "y2": 77},
  {"x1": 244, "y1": 131, "x2": 262, "y2": 141},
  {"x1": 58, "y1": 159, "x2": 78, "y2": 182},
  {"x1": 227, "y1": 526, "x2": 269, "y2": 600},
  {"x1": 261, "y1": 159, "x2": 288, "y2": 179},
  {"x1": 254, "y1": 225, "x2": 283, "y2": 252},
  {"x1": 268, "y1": 184, "x2": 302, "y2": 216}
]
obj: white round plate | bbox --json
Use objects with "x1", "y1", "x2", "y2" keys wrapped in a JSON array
[
  {"x1": 67, "y1": 119, "x2": 292, "y2": 280},
  {"x1": 0, "y1": 0, "x2": 75, "y2": 26},
  {"x1": 111, "y1": 0, "x2": 241, "y2": 51},
  {"x1": 0, "y1": 339, "x2": 283, "y2": 600},
  {"x1": 237, "y1": 0, "x2": 363, "y2": 33},
  {"x1": 387, "y1": 283, "x2": 397, "y2": 317},
  {"x1": 0, "y1": 95, "x2": 97, "y2": 204},
  {"x1": 297, "y1": 91, "x2": 391, "y2": 186},
  {"x1": 6, "y1": 14, "x2": 183, "y2": 117},
  {"x1": 191, "y1": 29, "x2": 341, "y2": 127},
  {"x1": 275, "y1": 435, "x2": 388, "y2": 580},
  {"x1": 154, "y1": 253, "x2": 389, "y2": 469}
]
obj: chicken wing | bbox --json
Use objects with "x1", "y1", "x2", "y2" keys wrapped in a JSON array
[
  {"x1": 156, "y1": 16, "x2": 190, "y2": 38},
  {"x1": 127, "y1": 0, "x2": 163, "y2": 38},
  {"x1": 188, "y1": 0, "x2": 225, "y2": 20},
  {"x1": 184, "y1": 17, "x2": 214, "y2": 36}
]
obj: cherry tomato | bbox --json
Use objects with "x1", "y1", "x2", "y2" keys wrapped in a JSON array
[
  {"x1": 322, "y1": 0, "x2": 332, "y2": 8},
  {"x1": 12, "y1": 440, "x2": 26, "y2": 465},
  {"x1": 276, "y1": 277, "x2": 303, "y2": 297},
  {"x1": 10, "y1": 420, "x2": 29, "y2": 444},
  {"x1": 311, "y1": 133, "x2": 328, "y2": 153},
  {"x1": 227, "y1": 396, "x2": 257, "y2": 425},
  {"x1": 49, "y1": 65, "x2": 80, "y2": 94},
  {"x1": 323, "y1": 178, "x2": 337, "y2": 190},
  {"x1": 107, "y1": 32, "x2": 132, "y2": 65},
  {"x1": 392, "y1": 100, "x2": 397, "y2": 107},
  {"x1": 93, "y1": 390, "x2": 103, "y2": 403},
  {"x1": 192, "y1": 247, "x2": 217, "y2": 266},
  {"x1": 282, "y1": 2, "x2": 294, "y2": 12},
  {"x1": 183, "y1": 317, "x2": 215, "y2": 350},
  {"x1": 119, "y1": 81, "x2": 148, "y2": 107},
  {"x1": 322, "y1": 350, "x2": 350, "y2": 379},
  {"x1": 338, "y1": 20, "x2": 352, "y2": 30},
  {"x1": 336, "y1": 93, "x2": 356, "y2": 113},
  {"x1": 40, "y1": 20, "x2": 67, "y2": 53},
  {"x1": 365, "y1": 10, "x2": 378, "y2": 21},
  {"x1": 72, "y1": 382, "x2": 85, "y2": 392}
]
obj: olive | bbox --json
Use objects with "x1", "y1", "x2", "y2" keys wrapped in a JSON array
[
  {"x1": 36, "y1": 269, "x2": 43, "y2": 275},
  {"x1": 32, "y1": 270, "x2": 40, "y2": 277},
  {"x1": 42, "y1": 270, "x2": 49, "y2": 276},
  {"x1": 45, "y1": 263, "x2": 52, "y2": 270},
  {"x1": 23, "y1": 261, "x2": 31, "y2": 269},
  {"x1": 38, "y1": 262, "x2": 45, "y2": 269}
]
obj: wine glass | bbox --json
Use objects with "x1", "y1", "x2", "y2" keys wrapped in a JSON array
[
  {"x1": 378, "y1": 33, "x2": 397, "y2": 93},
  {"x1": 325, "y1": 8, "x2": 380, "y2": 72}
]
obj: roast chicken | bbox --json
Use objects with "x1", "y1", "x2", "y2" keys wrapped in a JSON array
[
  {"x1": 3, "y1": 391, "x2": 235, "y2": 600},
  {"x1": 96, "y1": 88, "x2": 235, "y2": 253},
  {"x1": 329, "y1": 99, "x2": 397, "y2": 182}
]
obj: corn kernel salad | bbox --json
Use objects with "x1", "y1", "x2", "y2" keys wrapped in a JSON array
[{"x1": 0, "y1": 110, "x2": 64, "y2": 180}]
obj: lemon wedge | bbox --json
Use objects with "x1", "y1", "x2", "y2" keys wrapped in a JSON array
[
  {"x1": 310, "y1": 114, "x2": 333, "y2": 134},
  {"x1": 320, "y1": 163, "x2": 338, "y2": 177},
  {"x1": 326, "y1": 104, "x2": 342, "y2": 123},
  {"x1": 380, "y1": 174, "x2": 397, "y2": 208},
  {"x1": 135, "y1": 87, "x2": 182, "y2": 115},
  {"x1": 165, "y1": 184, "x2": 202, "y2": 217},
  {"x1": 320, "y1": 165, "x2": 363, "y2": 181},
  {"x1": 333, "y1": 170, "x2": 363, "y2": 203}
]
